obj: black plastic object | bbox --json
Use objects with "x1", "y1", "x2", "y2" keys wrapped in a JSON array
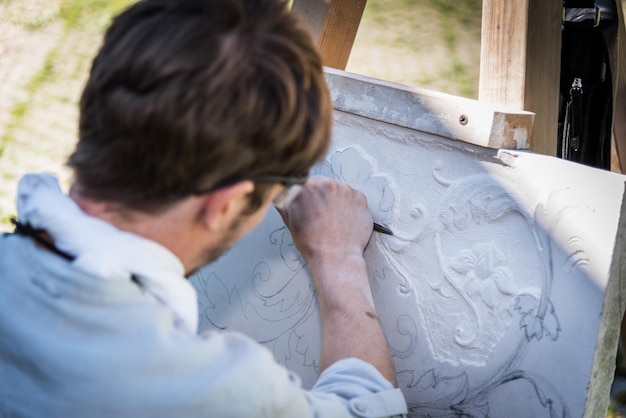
[{"x1": 558, "y1": 0, "x2": 618, "y2": 169}]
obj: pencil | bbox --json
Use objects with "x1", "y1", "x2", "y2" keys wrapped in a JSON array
[{"x1": 373, "y1": 222, "x2": 393, "y2": 235}]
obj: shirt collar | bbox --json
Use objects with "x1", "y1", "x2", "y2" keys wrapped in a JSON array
[{"x1": 16, "y1": 173, "x2": 199, "y2": 333}]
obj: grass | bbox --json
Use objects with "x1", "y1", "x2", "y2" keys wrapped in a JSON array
[
  {"x1": 351, "y1": 0, "x2": 482, "y2": 97},
  {"x1": 23, "y1": 14, "x2": 57, "y2": 31},
  {"x1": 0, "y1": 48, "x2": 58, "y2": 159},
  {"x1": 431, "y1": 0, "x2": 481, "y2": 97},
  {"x1": 60, "y1": 0, "x2": 133, "y2": 32},
  {"x1": 0, "y1": 0, "x2": 133, "y2": 160}
]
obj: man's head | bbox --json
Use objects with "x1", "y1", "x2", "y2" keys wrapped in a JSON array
[{"x1": 68, "y1": 0, "x2": 332, "y2": 214}]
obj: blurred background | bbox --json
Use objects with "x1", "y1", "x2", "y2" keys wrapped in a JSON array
[{"x1": 0, "y1": 0, "x2": 482, "y2": 232}]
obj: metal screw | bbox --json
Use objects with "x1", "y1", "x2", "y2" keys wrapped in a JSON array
[{"x1": 459, "y1": 115, "x2": 468, "y2": 125}]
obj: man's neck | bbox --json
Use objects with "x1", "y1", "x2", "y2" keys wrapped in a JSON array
[{"x1": 69, "y1": 186, "x2": 207, "y2": 275}]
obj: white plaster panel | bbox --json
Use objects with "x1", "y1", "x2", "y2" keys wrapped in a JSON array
[{"x1": 190, "y1": 105, "x2": 626, "y2": 418}]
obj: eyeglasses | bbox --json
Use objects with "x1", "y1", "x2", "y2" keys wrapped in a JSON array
[
  {"x1": 250, "y1": 174, "x2": 308, "y2": 209},
  {"x1": 194, "y1": 174, "x2": 308, "y2": 210}
]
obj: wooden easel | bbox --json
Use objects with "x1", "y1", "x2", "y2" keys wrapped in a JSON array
[{"x1": 291, "y1": 0, "x2": 626, "y2": 172}]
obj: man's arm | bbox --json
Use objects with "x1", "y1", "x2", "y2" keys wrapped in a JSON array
[{"x1": 279, "y1": 176, "x2": 397, "y2": 386}]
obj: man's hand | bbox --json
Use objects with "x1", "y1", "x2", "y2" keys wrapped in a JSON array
[
  {"x1": 278, "y1": 176, "x2": 373, "y2": 264},
  {"x1": 278, "y1": 176, "x2": 397, "y2": 386}
]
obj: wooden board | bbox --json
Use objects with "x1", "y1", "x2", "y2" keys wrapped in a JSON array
[
  {"x1": 326, "y1": 68, "x2": 534, "y2": 149},
  {"x1": 291, "y1": 0, "x2": 366, "y2": 70},
  {"x1": 479, "y1": 0, "x2": 562, "y2": 156}
]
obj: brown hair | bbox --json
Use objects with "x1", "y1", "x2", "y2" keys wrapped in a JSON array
[{"x1": 68, "y1": 0, "x2": 332, "y2": 213}]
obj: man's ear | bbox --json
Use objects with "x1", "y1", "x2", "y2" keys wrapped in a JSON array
[{"x1": 200, "y1": 180, "x2": 255, "y2": 231}]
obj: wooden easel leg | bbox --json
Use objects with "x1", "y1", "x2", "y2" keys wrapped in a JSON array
[{"x1": 291, "y1": 0, "x2": 367, "y2": 70}]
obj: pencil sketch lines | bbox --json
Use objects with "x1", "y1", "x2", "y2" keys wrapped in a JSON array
[
  {"x1": 194, "y1": 270, "x2": 244, "y2": 332},
  {"x1": 400, "y1": 369, "x2": 473, "y2": 417},
  {"x1": 402, "y1": 367, "x2": 570, "y2": 418},
  {"x1": 269, "y1": 227, "x2": 304, "y2": 272},
  {"x1": 249, "y1": 262, "x2": 316, "y2": 323},
  {"x1": 514, "y1": 294, "x2": 561, "y2": 342},
  {"x1": 388, "y1": 315, "x2": 419, "y2": 359}
]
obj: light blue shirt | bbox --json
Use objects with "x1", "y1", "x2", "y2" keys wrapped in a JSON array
[{"x1": 0, "y1": 233, "x2": 407, "y2": 417}]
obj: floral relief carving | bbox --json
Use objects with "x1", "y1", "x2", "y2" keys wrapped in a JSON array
[
  {"x1": 450, "y1": 243, "x2": 516, "y2": 314},
  {"x1": 192, "y1": 146, "x2": 580, "y2": 418}
]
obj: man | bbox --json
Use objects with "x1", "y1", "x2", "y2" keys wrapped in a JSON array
[{"x1": 0, "y1": 0, "x2": 408, "y2": 416}]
